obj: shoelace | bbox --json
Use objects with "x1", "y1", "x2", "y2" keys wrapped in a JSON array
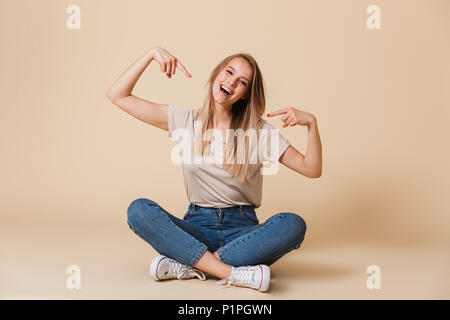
[
  {"x1": 168, "y1": 259, "x2": 206, "y2": 280},
  {"x1": 217, "y1": 266, "x2": 255, "y2": 288},
  {"x1": 216, "y1": 277, "x2": 234, "y2": 288}
]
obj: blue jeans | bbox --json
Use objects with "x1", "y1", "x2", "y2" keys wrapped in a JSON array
[{"x1": 126, "y1": 198, "x2": 307, "y2": 268}]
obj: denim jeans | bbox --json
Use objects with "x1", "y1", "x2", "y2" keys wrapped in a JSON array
[{"x1": 126, "y1": 198, "x2": 307, "y2": 268}]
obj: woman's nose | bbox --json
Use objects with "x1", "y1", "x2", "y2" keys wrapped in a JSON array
[{"x1": 226, "y1": 80, "x2": 236, "y2": 87}]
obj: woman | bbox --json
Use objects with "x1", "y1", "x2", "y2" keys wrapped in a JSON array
[{"x1": 107, "y1": 46, "x2": 322, "y2": 292}]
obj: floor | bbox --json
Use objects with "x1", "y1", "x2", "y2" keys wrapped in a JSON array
[{"x1": 1, "y1": 221, "x2": 449, "y2": 300}]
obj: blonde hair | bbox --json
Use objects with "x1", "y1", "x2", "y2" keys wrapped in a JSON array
[{"x1": 193, "y1": 53, "x2": 267, "y2": 183}]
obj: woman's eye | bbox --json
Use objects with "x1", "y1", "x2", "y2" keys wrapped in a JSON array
[{"x1": 226, "y1": 69, "x2": 246, "y2": 85}]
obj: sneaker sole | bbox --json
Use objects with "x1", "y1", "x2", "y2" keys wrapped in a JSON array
[
  {"x1": 258, "y1": 265, "x2": 271, "y2": 292},
  {"x1": 149, "y1": 255, "x2": 167, "y2": 281}
]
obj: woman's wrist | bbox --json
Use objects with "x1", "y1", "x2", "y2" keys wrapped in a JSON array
[
  {"x1": 146, "y1": 47, "x2": 156, "y2": 61},
  {"x1": 307, "y1": 115, "x2": 317, "y2": 127}
]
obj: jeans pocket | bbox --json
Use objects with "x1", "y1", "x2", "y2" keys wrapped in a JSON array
[
  {"x1": 183, "y1": 210, "x2": 192, "y2": 221},
  {"x1": 238, "y1": 207, "x2": 259, "y2": 225}
]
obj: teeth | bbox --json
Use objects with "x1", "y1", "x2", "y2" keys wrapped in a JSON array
[{"x1": 220, "y1": 85, "x2": 231, "y2": 95}]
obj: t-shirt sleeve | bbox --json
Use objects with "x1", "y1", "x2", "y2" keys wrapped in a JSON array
[
  {"x1": 167, "y1": 105, "x2": 192, "y2": 138},
  {"x1": 258, "y1": 120, "x2": 291, "y2": 163}
]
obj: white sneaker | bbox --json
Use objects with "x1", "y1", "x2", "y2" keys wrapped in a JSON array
[
  {"x1": 149, "y1": 255, "x2": 206, "y2": 281},
  {"x1": 217, "y1": 265, "x2": 270, "y2": 292}
]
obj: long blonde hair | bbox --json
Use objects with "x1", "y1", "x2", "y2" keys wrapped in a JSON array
[{"x1": 193, "y1": 53, "x2": 267, "y2": 183}]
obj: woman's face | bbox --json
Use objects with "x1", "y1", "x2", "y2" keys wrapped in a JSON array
[{"x1": 212, "y1": 58, "x2": 253, "y2": 109}]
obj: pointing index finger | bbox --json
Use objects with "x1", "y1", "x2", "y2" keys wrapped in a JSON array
[
  {"x1": 267, "y1": 108, "x2": 288, "y2": 117},
  {"x1": 176, "y1": 61, "x2": 192, "y2": 78}
]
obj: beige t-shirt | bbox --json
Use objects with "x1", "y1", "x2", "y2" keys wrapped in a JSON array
[{"x1": 167, "y1": 105, "x2": 290, "y2": 208}]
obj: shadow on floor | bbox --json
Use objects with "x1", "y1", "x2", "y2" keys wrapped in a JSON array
[
  {"x1": 271, "y1": 259, "x2": 352, "y2": 280},
  {"x1": 266, "y1": 260, "x2": 353, "y2": 294},
  {"x1": 287, "y1": 178, "x2": 437, "y2": 250}
]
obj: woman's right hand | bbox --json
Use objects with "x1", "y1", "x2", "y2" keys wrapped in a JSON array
[{"x1": 149, "y1": 46, "x2": 192, "y2": 79}]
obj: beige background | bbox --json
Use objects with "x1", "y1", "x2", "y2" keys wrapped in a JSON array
[{"x1": 1, "y1": 0, "x2": 449, "y2": 299}]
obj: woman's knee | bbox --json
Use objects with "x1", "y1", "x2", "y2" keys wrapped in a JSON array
[
  {"x1": 126, "y1": 198, "x2": 158, "y2": 227},
  {"x1": 275, "y1": 212, "x2": 307, "y2": 241}
]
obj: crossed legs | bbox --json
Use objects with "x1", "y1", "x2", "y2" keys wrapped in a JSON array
[
  {"x1": 194, "y1": 251, "x2": 231, "y2": 279},
  {"x1": 127, "y1": 198, "x2": 307, "y2": 279}
]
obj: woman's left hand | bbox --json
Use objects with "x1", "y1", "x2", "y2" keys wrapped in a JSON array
[{"x1": 266, "y1": 107, "x2": 316, "y2": 127}]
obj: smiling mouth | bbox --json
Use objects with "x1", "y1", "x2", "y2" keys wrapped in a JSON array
[{"x1": 220, "y1": 85, "x2": 232, "y2": 96}]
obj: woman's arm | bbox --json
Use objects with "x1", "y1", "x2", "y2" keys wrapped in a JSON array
[
  {"x1": 267, "y1": 107, "x2": 322, "y2": 178},
  {"x1": 106, "y1": 46, "x2": 191, "y2": 131}
]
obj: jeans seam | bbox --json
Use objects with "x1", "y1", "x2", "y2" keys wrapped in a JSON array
[
  {"x1": 217, "y1": 247, "x2": 227, "y2": 264},
  {"x1": 189, "y1": 244, "x2": 208, "y2": 268}
]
